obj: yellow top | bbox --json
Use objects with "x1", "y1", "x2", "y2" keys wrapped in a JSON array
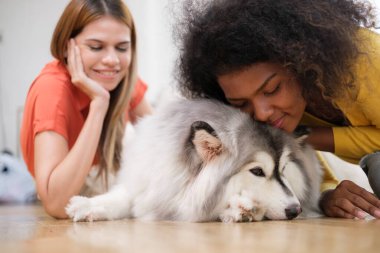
[{"x1": 301, "y1": 29, "x2": 380, "y2": 191}]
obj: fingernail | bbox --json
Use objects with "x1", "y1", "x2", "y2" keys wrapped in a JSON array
[
  {"x1": 356, "y1": 210, "x2": 367, "y2": 219},
  {"x1": 374, "y1": 209, "x2": 380, "y2": 218}
]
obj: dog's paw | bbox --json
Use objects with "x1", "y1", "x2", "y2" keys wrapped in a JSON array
[
  {"x1": 219, "y1": 192, "x2": 262, "y2": 223},
  {"x1": 65, "y1": 196, "x2": 106, "y2": 222}
]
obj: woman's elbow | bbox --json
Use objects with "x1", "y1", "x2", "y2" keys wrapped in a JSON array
[{"x1": 41, "y1": 198, "x2": 69, "y2": 219}]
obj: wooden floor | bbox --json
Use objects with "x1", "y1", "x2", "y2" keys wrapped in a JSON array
[{"x1": 1, "y1": 204, "x2": 379, "y2": 253}]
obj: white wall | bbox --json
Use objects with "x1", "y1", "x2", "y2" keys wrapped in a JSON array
[
  {"x1": 0, "y1": 0, "x2": 178, "y2": 156},
  {"x1": 0, "y1": 0, "x2": 70, "y2": 156},
  {"x1": 0, "y1": 0, "x2": 380, "y2": 156},
  {"x1": 374, "y1": 0, "x2": 380, "y2": 21},
  {"x1": 125, "y1": 0, "x2": 179, "y2": 104}
]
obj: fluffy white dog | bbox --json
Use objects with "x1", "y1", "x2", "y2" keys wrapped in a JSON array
[{"x1": 66, "y1": 99, "x2": 322, "y2": 222}]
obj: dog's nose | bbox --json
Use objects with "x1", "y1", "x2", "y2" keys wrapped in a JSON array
[{"x1": 285, "y1": 205, "x2": 302, "y2": 220}]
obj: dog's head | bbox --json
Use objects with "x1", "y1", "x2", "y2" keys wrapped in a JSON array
[
  {"x1": 186, "y1": 119, "x2": 313, "y2": 221},
  {"x1": 224, "y1": 146, "x2": 305, "y2": 221}
]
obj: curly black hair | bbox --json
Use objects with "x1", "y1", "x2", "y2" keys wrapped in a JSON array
[{"x1": 176, "y1": 0, "x2": 376, "y2": 106}]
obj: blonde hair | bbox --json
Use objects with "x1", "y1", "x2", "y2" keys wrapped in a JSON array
[{"x1": 51, "y1": 0, "x2": 137, "y2": 188}]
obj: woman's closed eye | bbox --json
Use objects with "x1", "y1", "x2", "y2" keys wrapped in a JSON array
[
  {"x1": 115, "y1": 42, "x2": 130, "y2": 53},
  {"x1": 263, "y1": 82, "x2": 281, "y2": 96},
  {"x1": 116, "y1": 46, "x2": 129, "y2": 52},
  {"x1": 88, "y1": 45, "x2": 102, "y2": 51},
  {"x1": 230, "y1": 101, "x2": 249, "y2": 109},
  {"x1": 87, "y1": 43, "x2": 129, "y2": 53}
]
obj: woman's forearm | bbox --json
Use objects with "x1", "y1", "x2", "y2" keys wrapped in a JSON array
[
  {"x1": 305, "y1": 126, "x2": 334, "y2": 152},
  {"x1": 38, "y1": 99, "x2": 108, "y2": 218}
]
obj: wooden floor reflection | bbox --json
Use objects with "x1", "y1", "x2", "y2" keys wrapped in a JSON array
[{"x1": 1, "y1": 204, "x2": 379, "y2": 253}]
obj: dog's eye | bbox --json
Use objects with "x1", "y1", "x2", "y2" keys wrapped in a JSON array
[
  {"x1": 249, "y1": 167, "x2": 265, "y2": 177},
  {"x1": 2, "y1": 166, "x2": 9, "y2": 174}
]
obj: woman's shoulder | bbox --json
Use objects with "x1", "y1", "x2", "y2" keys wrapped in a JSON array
[
  {"x1": 29, "y1": 60, "x2": 72, "y2": 96},
  {"x1": 350, "y1": 29, "x2": 380, "y2": 95},
  {"x1": 357, "y1": 28, "x2": 380, "y2": 40},
  {"x1": 356, "y1": 28, "x2": 380, "y2": 55}
]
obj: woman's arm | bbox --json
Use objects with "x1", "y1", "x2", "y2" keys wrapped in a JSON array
[
  {"x1": 308, "y1": 128, "x2": 380, "y2": 219},
  {"x1": 306, "y1": 126, "x2": 334, "y2": 152},
  {"x1": 34, "y1": 39, "x2": 110, "y2": 218},
  {"x1": 34, "y1": 98, "x2": 108, "y2": 218}
]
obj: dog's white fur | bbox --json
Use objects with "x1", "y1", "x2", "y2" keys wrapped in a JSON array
[{"x1": 66, "y1": 99, "x2": 323, "y2": 222}]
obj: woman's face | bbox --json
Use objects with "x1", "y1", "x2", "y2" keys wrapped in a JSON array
[
  {"x1": 74, "y1": 16, "x2": 132, "y2": 91},
  {"x1": 217, "y1": 63, "x2": 306, "y2": 133}
]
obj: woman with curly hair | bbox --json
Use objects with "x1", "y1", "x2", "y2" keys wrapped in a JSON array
[{"x1": 177, "y1": 0, "x2": 380, "y2": 219}]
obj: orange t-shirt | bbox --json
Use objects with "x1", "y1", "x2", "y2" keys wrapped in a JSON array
[{"x1": 20, "y1": 60, "x2": 147, "y2": 177}]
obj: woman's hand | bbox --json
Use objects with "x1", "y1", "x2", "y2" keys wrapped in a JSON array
[
  {"x1": 319, "y1": 180, "x2": 380, "y2": 219},
  {"x1": 67, "y1": 39, "x2": 110, "y2": 108}
]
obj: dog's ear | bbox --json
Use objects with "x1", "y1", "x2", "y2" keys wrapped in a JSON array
[
  {"x1": 293, "y1": 125, "x2": 310, "y2": 145},
  {"x1": 189, "y1": 121, "x2": 223, "y2": 162}
]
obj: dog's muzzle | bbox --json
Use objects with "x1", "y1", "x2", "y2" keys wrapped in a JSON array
[{"x1": 285, "y1": 205, "x2": 302, "y2": 220}]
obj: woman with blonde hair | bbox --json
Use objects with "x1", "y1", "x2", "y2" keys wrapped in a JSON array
[{"x1": 20, "y1": 0, "x2": 152, "y2": 218}]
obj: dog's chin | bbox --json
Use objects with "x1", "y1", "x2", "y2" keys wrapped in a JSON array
[
  {"x1": 251, "y1": 208, "x2": 266, "y2": 221},
  {"x1": 260, "y1": 211, "x2": 280, "y2": 221},
  {"x1": 262, "y1": 215, "x2": 296, "y2": 221}
]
